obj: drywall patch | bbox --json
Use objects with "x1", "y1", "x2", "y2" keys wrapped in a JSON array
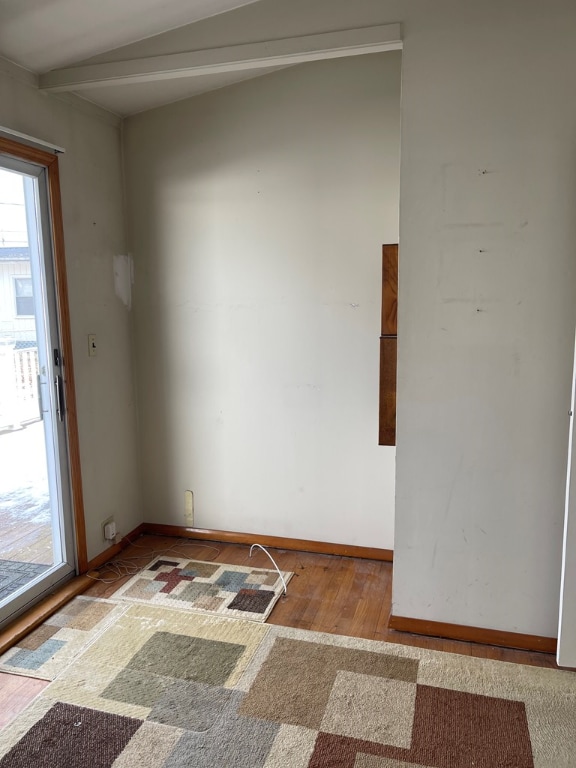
[{"x1": 113, "y1": 254, "x2": 133, "y2": 309}]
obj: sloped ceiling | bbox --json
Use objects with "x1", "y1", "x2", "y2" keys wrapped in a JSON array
[
  {"x1": 76, "y1": 67, "x2": 287, "y2": 116},
  {"x1": 0, "y1": 0, "x2": 400, "y2": 116},
  {"x1": 0, "y1": 0, "x2": 263, "y2": 72}
]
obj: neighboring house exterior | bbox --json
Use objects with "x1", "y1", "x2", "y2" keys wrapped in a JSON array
[
  {"x1": 0, "y1": 246, "x2": 39, "y2": 429},
  {"x1": 0, "y1": 246, "x2": 35, "y2": 344}
]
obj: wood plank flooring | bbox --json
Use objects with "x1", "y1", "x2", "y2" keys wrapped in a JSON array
[
  {"x1": 0, "y1": 672, "x2": 48, "y2": 729},
  {"x1": 0, "y1": 422, "x2": 53, "y2": 566},
  {"x1": 0, "y1": 513, "x2": 52, "y2": 566},
  {"x1": 0, "y1": 533, "x2": 563, "y2": 730},
  {"x1": 85, "y1": 534, "x2": 560, "y2": 668}
]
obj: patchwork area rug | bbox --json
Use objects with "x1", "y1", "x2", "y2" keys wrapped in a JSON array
[
  {"x1": 113, "y1": 556, "x2": 293, "y2": 622},
  {"x1": 0, "y1": 596, "x2": 127, "y2": 680},
  {"x1": 0, "y1": 602, "x2": 574, "y2": 767}
]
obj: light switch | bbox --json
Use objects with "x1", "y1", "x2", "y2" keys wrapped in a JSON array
[{"x1": 88, "y1": 334, "x2": 97, "y2": 357}]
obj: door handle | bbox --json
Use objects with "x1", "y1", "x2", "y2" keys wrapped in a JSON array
[
  {"x1": 37, "y1": 374, "x2": 43, "y2": 421},
  {"x1": 54, "y1": 375, "x2": 65, "y2": 421}
]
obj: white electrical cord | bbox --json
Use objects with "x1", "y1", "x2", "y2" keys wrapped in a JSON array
[
  {"x1": 87, "y1": 539, "x2": 221, "y2": 583},
  {"x1": 249, "y1": 543, "x2": 288, "y2": 595}
]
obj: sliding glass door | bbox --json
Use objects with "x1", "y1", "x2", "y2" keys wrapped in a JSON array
[{"x1": 0, "y1": 147, "x2": 77, "y2": 627}]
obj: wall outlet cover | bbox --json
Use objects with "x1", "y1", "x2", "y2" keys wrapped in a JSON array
[{"x1": 102, "y1": 515, "x2": 115, "y2": 541}]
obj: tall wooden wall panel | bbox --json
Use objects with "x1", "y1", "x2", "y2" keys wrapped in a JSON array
[{"x1": 379, "y1": 244, "x2": 398, "y2": 446}]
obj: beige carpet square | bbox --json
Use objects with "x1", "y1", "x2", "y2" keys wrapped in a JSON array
[
  {"x1": 263, "y1": 724, "x2": 318, "y2": 768},
  {"x1": 110, "y1": 721, "x2": 182, "y2": 768},
  {"x1": 321, "y1": 671, "x2": 416, "y2": 747}
]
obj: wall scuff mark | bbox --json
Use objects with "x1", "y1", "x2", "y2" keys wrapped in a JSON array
[{"x1": 113, "y1": 254, "x2": 133, "y2": 309}]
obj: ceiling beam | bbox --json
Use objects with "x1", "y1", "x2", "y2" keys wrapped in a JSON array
[{"x1": 39, "y1": 24, "x2": 402, "y2": 92}]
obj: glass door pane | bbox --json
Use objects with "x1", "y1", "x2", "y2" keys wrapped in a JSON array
[{"x1": 0, "y1": 160, "x2": 75, "y2": 626}]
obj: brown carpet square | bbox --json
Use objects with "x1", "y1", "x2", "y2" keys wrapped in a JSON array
[
  {"x1": 402, "y1": 684, "x2": 535, "y2": 768},
  {"x1": 308, "y1": 684, "x2": 535, "y2": 768},
  {"x1": 0, "y1": 702, "x2": 141, "y2": 768},
  {"x1": 148, "y1": 560, "x2": 179, "y2": 571},
  {"x1": 17, "y1": 624, "x2": 60, "y2": 651},
  {"x1": 180, "y1": 561, "x2": 220, "y2": 578},
  {"x1": 66, "y1": 601, "x2": 115, "y2": 632},
  {"x1": 355, "y1": 758, "x2": 426, "y2": 767},
  {"x1": 58, "y1": 600, "x2": 91, "y2": 618},
  {"x1": 228, "y1": 589, "x2": 275, "y2": 614}
]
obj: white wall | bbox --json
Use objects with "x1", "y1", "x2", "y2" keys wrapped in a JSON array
[
  {"x1": 124, "y1": 53, "x2": 401, "y2": 548},
  {"x1": 393, "y1": 1, "x2": 576, "y2": 638},
  {"x1": 122, "y1": 0, "x2": 576, "y2": 637},
  {"x1": 0, "y1": 63, "x2": 141, "y2": 561}
]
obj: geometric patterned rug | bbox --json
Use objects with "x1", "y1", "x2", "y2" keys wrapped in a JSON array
[
  {"x1": 0, "y1": 602, "x2": 574, "y2": 767},
  {"x1": 0, "y1": 596, "x2": 128, "y2": 680},
  {"x1": 112, "y1": 556, "x2": 293, "y2": 622}
]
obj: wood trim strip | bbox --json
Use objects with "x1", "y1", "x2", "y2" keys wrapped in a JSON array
[
  {"x1": 0, "y1": 137, "x2": 58, "y2": 168},
  {"x1": 379, "y1": 336, "x2": 397, "y2": 446},
  {"x1": 86, "y1": 524, "x2": 146, "y2": 571},
  {"x1": 0, "y1": 575, "x2": 93, "y2": 656},
  {"x1": 142, "y1": 524, "x2": 393, "y2": 562},
  {"x1": 379, "y1": 244, "x2": 398, "y2": 447},
  {"x1": 47, "y1": 157, "x2": 88, "y2": 573},
  {"x1": 381, "y1": 244, "x2": 398, "y2": 336},
  {"x1": 389, "y1": 614, "x2": 557, "y2": 654}
]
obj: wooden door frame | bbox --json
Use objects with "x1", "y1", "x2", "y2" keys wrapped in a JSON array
[{"x1": 0, "y1": 136, "x2": 87, "y2": 573}]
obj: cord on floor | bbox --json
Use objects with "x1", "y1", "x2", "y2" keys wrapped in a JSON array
[{"x1": 86, "y1": 538, "x2": 221, "y2": 584}]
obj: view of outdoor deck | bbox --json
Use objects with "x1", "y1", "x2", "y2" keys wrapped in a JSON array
[{"x1": 0, "y1": 421, "x2": 53, "y2": 601}]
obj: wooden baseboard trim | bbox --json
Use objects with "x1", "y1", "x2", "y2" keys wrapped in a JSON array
[
  {"x1": 85, "y1": 524, "x2": 145, "y2": 572},
  {"x1": 388, "y1": 614, "x2": 557, "y2": 654},
  {"x1": 141, "y1": 523, "x2": 393, "y2": 562},
  {"x1": 0, "y1": 574, "x2": 94, "y2": 656}
]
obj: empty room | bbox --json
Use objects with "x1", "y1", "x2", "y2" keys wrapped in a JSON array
[{"x1": 0, "y1": 1, "x2": 575, "y2": 766}]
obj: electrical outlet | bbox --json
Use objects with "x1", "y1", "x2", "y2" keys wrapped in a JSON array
[
  {"x1": 185, "y1": 490, "x2": 194, "y2": 526},
  {"x1": 102, "y1": 515, "x2": 115, "y2": 541},
  {"x1": 104, "y1": 521, "x2": 117, "y2": 540}
]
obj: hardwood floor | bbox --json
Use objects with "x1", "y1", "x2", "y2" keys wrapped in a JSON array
[
  {"x1": 85, "y1": 534, "x2": 560, "y2": 668},
  {"x1": 0, "y1": 672, "x2": 48, "y2": 729},
  {"x1": 0, "y1": 532, "x2": 563, "y2": 729}
]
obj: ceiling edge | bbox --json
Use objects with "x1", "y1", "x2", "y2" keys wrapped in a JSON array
[{"x1": 0, "y1": 55, "x2": 121, "y2": 128}]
